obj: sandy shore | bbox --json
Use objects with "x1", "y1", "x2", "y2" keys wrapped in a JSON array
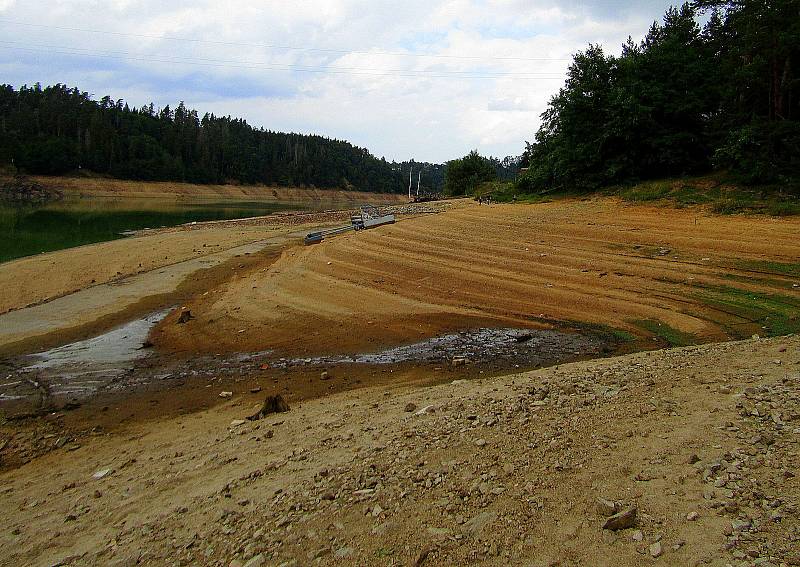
[
  {"x1": 32, "y1": 175, "x2": 409, "y2": 204},
  {"x1": 1, "y1": 194, "x2": 800, "y2": 565},
  {"x1": 154, "y1": 197, "x2": 800, "y2": 356},
  {"x1": 1, "y1": 335, "x2": 797, "y2": 566}
]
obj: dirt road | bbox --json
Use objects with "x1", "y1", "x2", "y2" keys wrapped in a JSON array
[{"x1": 1, "y1": 335, "x2": 797, "y2": 566}]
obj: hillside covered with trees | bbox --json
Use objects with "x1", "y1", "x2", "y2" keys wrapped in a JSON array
[
  {"x1": 0, "y1": 84, "x2": 406, "y2": 192},
  {"x1": 519, "y1": 0, "x2": 800, "y2": 195}
]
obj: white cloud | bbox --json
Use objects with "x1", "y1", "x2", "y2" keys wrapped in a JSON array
[{"x1": 0, "y1": 0, "x2": 673, "y2": 161}]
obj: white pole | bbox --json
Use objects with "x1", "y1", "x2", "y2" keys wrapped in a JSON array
[{"x1": 417, "y1": 170, "x2": 421, "y2": 196}]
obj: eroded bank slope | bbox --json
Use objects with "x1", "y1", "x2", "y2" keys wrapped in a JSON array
[
  {"x1": 156, "y1": 198, "x2": 800, "y2": 357},
  {"x1": 1, "y1": 335, "x2": 797, "y2": 566}
]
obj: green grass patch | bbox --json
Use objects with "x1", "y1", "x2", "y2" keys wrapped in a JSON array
[
  {"x1": 734, "y1": 260, "x2": 800, "y2": 279},
  {"x1": 610, "y1": 175, "x2": 800, "y2": 216},
  {"x1": 695, "y1": 285, "x2": 800, "y2": 337},
  {"x1": 631, "y1": 319, "x2": 698, "y2": 347},
  {"x1": 615, "y1": 180, "x2": 674, "y2": 202},
  {"x1": 766, "y1": 201, "x2": 800, "y2": 216}
]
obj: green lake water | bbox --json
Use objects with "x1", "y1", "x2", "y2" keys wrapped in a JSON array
[{"x1": 0, "y1": 198, "x2": 303, "y2": 264}]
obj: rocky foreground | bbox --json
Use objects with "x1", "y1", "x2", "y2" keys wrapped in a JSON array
[{"x1": 1, "y1": 336, "x2": 799, "y2": 567}]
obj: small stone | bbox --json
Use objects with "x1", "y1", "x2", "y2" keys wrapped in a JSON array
[
  {"x1": 92, "y1": 468, "x2": 114, "y2": 480},
  {"x1": 230, "y1": 419, "x2": 246, "y2": 428},
  {"x1": 475, "y1": 439, "x2": 487, "y2": 447},
  {"x1": 320, "y1": 370, "x2": 330, "y2": 380},
  {"x1": 242, "y1": 554, "x2": 265, "y2": 567},
  {"x1": 334, "y1": 547, "x2": 353, "y2": 559},
  {"x1": 415, "y1": 405, "x2": 435, "y2": 416},
  {"x1": 404, "y1": 403, "x2": 418, "y2": 413},
  {"x1": 414, "y1": 546, "x2": 434, "y2": 566},
  {"x1": 602, "y1": 507, "x2": 637, "y2": 531},
  {"x1": 461, "y1": 512, "x2": 494, "y2": 538},
  {"x1": 686, "y1": 511, "x2": 699, "y2": 521},
  {"x1": 631, "y1": 530, "x2": 644, "y2": 542},
  {"x1": 451, "y1": 357, "x2": 468, "y2": 367},
  {"x1": 596, "y1": 498, "x2": 618, "y2": 517},
  {"x1": 649, "y1": 541, "x2": 662, "y2": 558},
  {"x1": 307, "y1": 547, "x2": 329, "y2": 561},
  {"x1": 687, "y1": 454, "x2": 700, "y2": 464},
  {"x1": 219, "y1": 391, "x2": 233, "y2": 399}
]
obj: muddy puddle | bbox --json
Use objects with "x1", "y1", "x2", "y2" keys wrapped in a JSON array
[
  {"x1": 0, "y1": 310, "x2": 169, "y2": 403},
  {"x1": 1, "y1": 314, "x2": 605, "y2": 411},
  {"x1": 270, "y1": 328, "x2": 603, "y2": 368}
]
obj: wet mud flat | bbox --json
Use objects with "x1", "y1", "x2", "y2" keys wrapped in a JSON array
[
  {"x1": 1, "y1": 321, "x2": 607, "y2": 414},
  {"x1": 0, "y1": 314, "x2": 611, "y2": 470}
]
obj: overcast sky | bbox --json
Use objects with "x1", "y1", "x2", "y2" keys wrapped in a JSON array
[{"x1": 0, "y1": 1, "x2": 680, "y2": 163}]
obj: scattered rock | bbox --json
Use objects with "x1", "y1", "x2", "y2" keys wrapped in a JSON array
[
  {"x1": 242, "y1": 554, "x2": 265, "y2": 567},
  {"x1": 415, "y1": 405, "x2": 436, "y2": 416},
  {"x1": 451, "y1": 357, "x2": 468, "y2": 367},
  {"x1": 92, "y1": 468, "x2": 114, "y2": 480},
  {"x1": 602, "y1": 507, "x2": 636, "y2": 531},
  {"x1": 596, "y1": 498, "x2": 618, "y2": 517},
  {"x1": 414, "y1": 546, "x2": 435, "y2": 566},
  {"x1": 320, "y1": 370, "x2": 330, "y2": 380},
  {"x1": 219, "y1": 391, "x2": 233, "y2": 399},
  {"x1": 461, "y1": 512, "x2": 495, "y2": 538},
  {"x1": 686, "y1": 511, "x2": 699, "y2": 521},
  {"x1": 230, "y1": 419, "x2": 246, "y2": 428},
  {"x1": 334, "y1": 547, "x2": 353, "y2": 559},
  {"x1": 649, "y1": 541, "x2": 662, "y2": 558},
  {"x1": 404, "y1": 403, "x2": 418, "y2": 413},
  {"x1": 307, "y1": 547, "x2": 329, "y2": 561}
]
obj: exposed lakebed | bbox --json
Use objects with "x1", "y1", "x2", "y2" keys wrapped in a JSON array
[{"x1": 0, "y1": 311, "x2": 606, "y2": 411}]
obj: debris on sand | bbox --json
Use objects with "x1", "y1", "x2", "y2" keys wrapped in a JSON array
[
  {"x1": 91, "y1": 468, "x2": 114, "y2": 480},
  {"x1": 602, "y1": 506, "x2": 637, "y2": 531},
  {"x1": 177, "y1": 309, "x2": 194, "y2": 324},
  {"x1": 247, "y1": 394, "x2": 290, "y2": 421}
]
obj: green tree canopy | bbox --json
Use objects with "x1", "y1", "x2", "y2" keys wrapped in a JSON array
[
  {"x1": 0, "y1": 83, "x2": 406, "y2": 193},
  {"x1": 444, "y1": 150, "x2": 497, "y2": 196},
  {"x1": 519, "y1": 1, "x2": 800, "y2": 194}
]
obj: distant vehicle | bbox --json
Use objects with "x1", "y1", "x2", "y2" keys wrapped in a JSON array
[{"x1": 304, "y1": 205, "x2": 395, "y2": 245}]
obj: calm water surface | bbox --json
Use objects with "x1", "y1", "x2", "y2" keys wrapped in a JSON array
[{"x1": 0, "y1": 197, "x2": 305, "y2": 263}]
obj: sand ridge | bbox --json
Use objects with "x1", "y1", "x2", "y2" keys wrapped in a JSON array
[{"x1": 154, "y1": 198, "x2": 800, "y2": 356}]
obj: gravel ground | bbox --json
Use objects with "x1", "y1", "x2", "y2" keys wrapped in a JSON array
[{"x1": 1, "y1": 335, "x2": 797, "y2": 566}]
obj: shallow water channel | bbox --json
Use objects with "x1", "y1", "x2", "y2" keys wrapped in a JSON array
[{"x1": 0, "y1": 311, "x2": 605, "y2": 409}]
